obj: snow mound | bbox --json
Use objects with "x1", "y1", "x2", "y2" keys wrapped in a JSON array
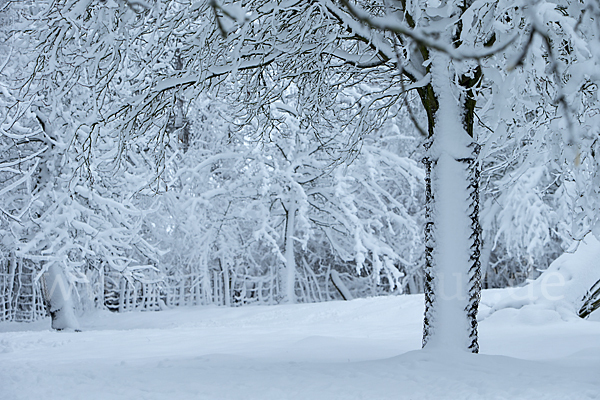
[{"x1": 485, "y1": 234, "x2": 600, "y2": 319}]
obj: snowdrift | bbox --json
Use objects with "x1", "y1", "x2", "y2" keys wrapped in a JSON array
[{"x1": 484, "y1": 234, "x2": 600, "y2": 320}]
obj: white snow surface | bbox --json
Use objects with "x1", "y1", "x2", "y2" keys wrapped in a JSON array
[{"x1": 1, "y1": 289, "x2": 599, "y2": 400}]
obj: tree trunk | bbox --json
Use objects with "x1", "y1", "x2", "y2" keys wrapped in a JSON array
[
  {"x1": 5, "y1": 252, "x2": 17, "y2": 321},
  {"x1": 220, "y1": 252, "x2": 231, "y2": 307},
  {"x1": 421, "y1": 53, "x2": 481, "y2": 352},
  {"x1": 43, "y1": 264, "x2": 80, "y2": 331},
  {"x1": 283, "y1": 201, "x2": 297, "y2": 303}
]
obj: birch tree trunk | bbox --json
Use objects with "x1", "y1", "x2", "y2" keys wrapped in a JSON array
[{"x1": 422, "y1": 53, "x2": 481, "y2": 352}]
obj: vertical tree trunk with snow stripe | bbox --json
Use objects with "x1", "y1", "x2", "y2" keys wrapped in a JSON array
[
  {"x1": 422, "y1": 148, "x2": 481, "y2": 352},
  {"x1": 421, "y1": 53, "x2": 482, "y2": 352},
  {"x1": 283, "y1": 201, "x2": 297, "y2": 303}
]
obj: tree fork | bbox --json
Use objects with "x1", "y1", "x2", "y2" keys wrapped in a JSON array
[{"x1": 417, "y1": 84, "x2": 439, "y2": 138}]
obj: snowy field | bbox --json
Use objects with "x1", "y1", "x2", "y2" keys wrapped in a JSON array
[{"x1": 1, "y1": 288, "x2": 599, "y2": 400}]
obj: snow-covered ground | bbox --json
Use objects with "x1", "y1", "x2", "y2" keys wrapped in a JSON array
[
  {"x1": 1, "y1": 288, "x2": 599, "y2": 400},
  {"x1": 3, "y1": 236, "x2": 600, "y2": 400}
]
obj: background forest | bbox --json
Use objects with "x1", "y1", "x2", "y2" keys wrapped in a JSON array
[{"x1": 1, "y1": 0, "x2": 599, "y2": 327}]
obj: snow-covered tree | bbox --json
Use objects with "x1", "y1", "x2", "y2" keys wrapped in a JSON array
[
  {"x1": 475, "y1": 0, "x2": 600, "y2": 290},
  {"x1": 0, "y1": 2, "x2": 165, "y2": 327},
  {"x1": 148, "y1": 92, "x2": 423, "y2": 306},
  {"x1": 10, "y1": 0, "x2": 600, "y2": 351}
]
